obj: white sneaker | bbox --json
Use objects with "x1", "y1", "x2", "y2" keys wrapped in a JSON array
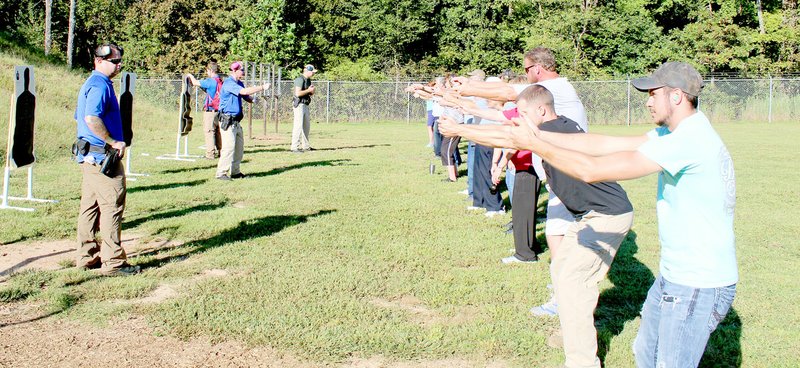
[
  {"x1": 484, "y1": 209, "x2": 506, "y2": 218},
  {"x1": 530, "y1": 297, "x2": 558, "y2": 317},
  {"x1": 501, "y1": 255, "x2": 538, "y2": 264},
  {"x1": 458, "y1": 189, "x2": 469, "y2": 195}
]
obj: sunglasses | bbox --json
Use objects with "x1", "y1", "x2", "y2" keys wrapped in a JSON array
[
  {"x1": 524, "y1": 64, "x2": 537, "y2": 73},
  {"x1": 105, "y1": 58, "x2": 122, "y2": 65}
]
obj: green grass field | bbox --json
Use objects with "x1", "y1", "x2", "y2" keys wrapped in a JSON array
[{"x1": 1, "y1": 49, "x2": 799, "y2": 367}]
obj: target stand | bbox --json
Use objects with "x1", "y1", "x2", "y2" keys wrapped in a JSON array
[
  {"x1": 157, "y1": 74, "x2": 201, "y2": 162},
  {"x1": 118, "y1": 72, "x2": 149, "y2": 181},
  {"x1": 1, "y1": 66, "x2": 56, "y2": 212}
]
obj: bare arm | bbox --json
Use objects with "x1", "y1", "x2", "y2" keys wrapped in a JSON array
[
  {"x1": 452, "y1": 77, "x2": 517, "y2": 102},
  {"x1": 187, "y1": 74, "x2": 201, "y2": 87},
  {"x1": 438, "y1": 115, "x2": 521, "y2": 150},
  {"x1": 85, "y1": 116, "x2": 126, "y2": 156},
  {"x1": 442, "y1": 93, "x2": 507, "y2": 122},
  {"x1": 294, "y1": 85, "x2": 315, "y2": 97},
  {"x1": 240, "y1": 84, "x2": 269, "y2": 96},
  {"x1": 536, "y1": 130, "x2": 650, "y2": 156}
]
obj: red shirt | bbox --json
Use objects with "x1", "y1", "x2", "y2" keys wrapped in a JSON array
[{"x1": 502, "y1": 108, "x2": 532, "y2": 171}]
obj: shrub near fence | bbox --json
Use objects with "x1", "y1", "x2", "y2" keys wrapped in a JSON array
[{"x1": 132, "y1": 78, "x2": 800, "y2": 126}]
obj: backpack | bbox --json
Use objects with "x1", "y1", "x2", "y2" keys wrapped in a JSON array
[{"x1": 204, "y1": 77, "x2": 223, "y2": 111}]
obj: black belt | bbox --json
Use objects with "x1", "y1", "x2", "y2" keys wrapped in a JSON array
[{"x1": 204, "y1": 108, "x2": 218, "y2": 112}]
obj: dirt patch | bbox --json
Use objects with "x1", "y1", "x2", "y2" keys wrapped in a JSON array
[
  {"x1": 0, "y1": 233, "x2": 183, "y2": 282},
  {"x1": 369, "y1": 296, "x2": 478, "y2": 327},
  {"x1": 0, "y1": 302, "x2": 322, "y2": 368},
  {"x1": 344, "y1": 356, "x2": 510, "y2": 368}
]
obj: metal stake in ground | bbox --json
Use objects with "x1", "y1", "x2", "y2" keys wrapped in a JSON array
[{"x1": 157, "y1": 74, "x2": 201, "y2": 161}]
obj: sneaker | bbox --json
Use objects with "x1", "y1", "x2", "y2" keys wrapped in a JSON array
[
  {"x1": 426, "y1": 143, "x2": 433, "y2": 148},
  {"x1": 458, "y1": 189, "x2": 469, "y2": 195},
  {"x1": 530, "y1": 298, "x2": 559, "y2": 317},
  {"x1": 231, "y1": 172, "x2": 247, "y2": 179},
  {"x1": 502, "y1": 255, "x2": 538, "y2": 264},
  {"x1": 99, "y1": 264, "x2": 141, "y2": 277},
  {"x1": 466, "y1": 205, "x2": 483, "y2": 211},
  {"x1": 485, "y1": 209, "x2": 506, "y2": 218},
  {"x1": 216, "y1": 175, "x2": 231, "y2": 181}
]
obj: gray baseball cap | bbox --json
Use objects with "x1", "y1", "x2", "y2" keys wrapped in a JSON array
[{"x1": 632, "y1": 62, "x2": 704, "y2": 97}]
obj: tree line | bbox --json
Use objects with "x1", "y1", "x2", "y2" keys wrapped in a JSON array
[{"x1": 1, "y1": 0, "x2": 798, "y2": 80}]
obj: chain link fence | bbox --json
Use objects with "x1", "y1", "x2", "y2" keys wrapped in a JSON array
[{"x1": 132, "y1": 77, "x2": 800, "y2": 131}]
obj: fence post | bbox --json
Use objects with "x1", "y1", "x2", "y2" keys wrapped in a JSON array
[
  {"x1": 626, "y1": 78, "x2": 631, "y2": 126},
  {"x1": 768, "y1": 75, "x2": 773, "y2": 123},
  {"x1": 326, "y1": 80, "x2": 331, "y2": 124},
  {"x1": 406, "y1": 82, "x2": 411, "y2": 124}
]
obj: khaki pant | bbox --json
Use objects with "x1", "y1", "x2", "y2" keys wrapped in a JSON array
[
  {"x1": 553, "y1": 210, "x2": 634, "y2": 368},
  {"x1": 291, "y1": 104, "x2": 310, "y2": 150},
  {"x1": 216, "y1": 122, "x2": 244, "y2": 177},
  {"x1": 203, "y1": 111, "x2": 221, "y2": 159},
  {"x1": 76, "y1": 161, "x2": 127, "y2": 270}
]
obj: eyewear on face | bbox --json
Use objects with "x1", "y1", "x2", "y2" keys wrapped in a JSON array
[
  {"x1": 105, "y1": 58, "x2": 122, "y2": 65},
  {"x1": 524, "y1": 64, "x2": 537, "y2": 73}
]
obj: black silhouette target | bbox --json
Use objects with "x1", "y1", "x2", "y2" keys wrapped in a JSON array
[
  {"x1": 10, "y1": 66, "x2": 36, "y2": 168},
  {"x1": 179, "y1": 75, "x2": 193, "y2": 136},
  {"x1": 119, "y1": 72, "x2": 136, "y2": 146}
]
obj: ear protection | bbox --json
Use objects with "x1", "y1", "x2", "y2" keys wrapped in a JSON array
[
  {"x1": 94, "y1": 44, "x2": 123, "y2": 58},
  {"x1": 672, "y1": 94, "x2": 679, "y2": 102}
]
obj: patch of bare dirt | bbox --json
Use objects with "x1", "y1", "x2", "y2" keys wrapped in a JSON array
[
  {"x1": 369, "y1": 296, "x2": 479, "y2": 327},
  {"x1": 0, "y1": 233, "x2": 183, "y2": 282}
]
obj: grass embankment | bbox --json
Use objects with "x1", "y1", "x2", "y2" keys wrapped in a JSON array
[{"x1": 1, "y1": 47, "x2": 799, "y2": 367}]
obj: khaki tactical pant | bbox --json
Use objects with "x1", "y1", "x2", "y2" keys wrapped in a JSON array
[
  {"x1": 216, "y1": 122, "x2": 244, "y2": 177},
  {"x1": 76, "y1": 161, "x2": 127, "y2": 270},
  {"x1": 553, "y1": 210, "x2": 634, "y2": 368},
  {"x1": 291, "y1": 104, "x2": 311, "y2": 151},
  {"x1": 203, "y1": 111, "x2": 221, "y2": 159}
]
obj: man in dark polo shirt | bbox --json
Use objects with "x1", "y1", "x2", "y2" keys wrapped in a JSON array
[
  {"x1": 291, "y1": 64, "x2": 316, "y2": 153},
  {"x1": 438, "y1": 85, "x2": 634, "y2": 368}
]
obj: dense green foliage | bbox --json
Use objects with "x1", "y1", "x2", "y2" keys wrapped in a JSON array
[{"x1": 1, "y1": 0, "x2": 799, "y2": 78}]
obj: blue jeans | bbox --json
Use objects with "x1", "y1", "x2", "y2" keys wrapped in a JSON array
[
  {"x1": 633, "y1": 275, "x2": 736, "y2": 368},
  {"x1": 467, "y1": 142, "x2": 475, "y2": 196},
  {"x1": 505, "y1": 167, "x2": 515, "y2": 204}
]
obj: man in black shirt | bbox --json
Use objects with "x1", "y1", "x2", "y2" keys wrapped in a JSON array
[
  {"x1": 438, "y1": 85, "x2": 634, "y2": 368},
  {"x1": 291, "y1": 64, "x2": 316, "y2": 153}
]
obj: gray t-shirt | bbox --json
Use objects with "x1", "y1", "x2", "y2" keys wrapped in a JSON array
[{"x1": 293, "y1": 76, "x2": 312, "y2": 105}]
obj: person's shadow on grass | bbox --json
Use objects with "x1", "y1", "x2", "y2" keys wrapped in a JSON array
[
  {"x1": 595, "y1": 231, "x2": 742, "y2": 367},
  {"x1": 246, "y1": 159, "x2": 353, "y2": 178},
  {"x1": 134, "y1": 209, "x2": 336, "y2": 269}
]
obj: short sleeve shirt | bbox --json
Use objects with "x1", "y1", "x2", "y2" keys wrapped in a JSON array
[
  {"x1": 539, "y1": 116, "x2": 633, "y2": 217},
  {"x1": 74, "y1": 71, "x2": 122, "y2": 163},
  {"x1": 637, "y1": 112, "x2": 738, "y2": 288},
  {"x1": 219, "y1": 77, "x2": 244, "y2": 116},
  {"x1": 294, "y1": 76, "x2": 312, "y2": 105},
  {"x1": 199, "y1": 77, "x2": 220, "y2": 110}
]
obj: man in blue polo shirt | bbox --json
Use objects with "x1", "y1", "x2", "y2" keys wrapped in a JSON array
[
  {"x1": 73, "y1": 43, "x2": 138, "y2": 276},
  {"x1": 188, "y1": 61, "x2": 223, "y2": 159},
  {"x1": 215, "y1": 61, "x2": 269, "y2": 180}
]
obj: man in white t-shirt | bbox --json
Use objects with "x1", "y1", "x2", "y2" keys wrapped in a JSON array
[
  {"x1": 497, "y1": 61, "x2": 736, "y2": 368},
  {"x1": 453, "y1": 47, "x2": 588, "y2": 315}
]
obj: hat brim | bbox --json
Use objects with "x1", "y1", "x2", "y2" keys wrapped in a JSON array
[{"x1": 631, "y1": 76, "x2": 664, "y2": 92}]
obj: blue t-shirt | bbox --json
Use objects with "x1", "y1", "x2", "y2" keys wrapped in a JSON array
[
  {"x1": 219, "y1": 77, "x2": 245, "y2": 116},
  {"x1": 199, "y1": 77, "x2": 221, "y2": 110},
  {"x1": 637, "y1": 111, "x2": 738, "y2": 288},
  {"x1": 74, "y1": 71, "x2": 123, "y2": 163}
]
